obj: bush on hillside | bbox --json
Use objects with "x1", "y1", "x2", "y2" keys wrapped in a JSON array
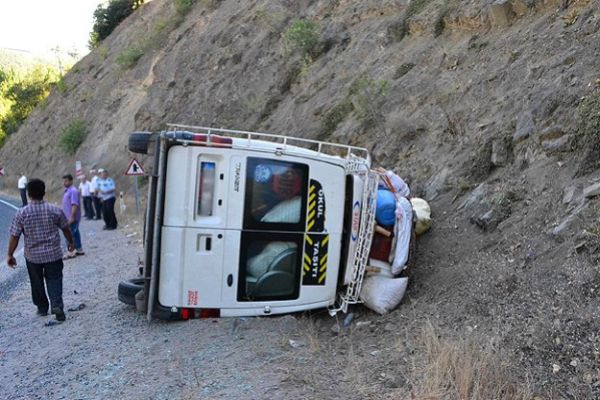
[
  {"x1": 116, "y1": 47, "x2": 144, "y2": 69},
  {"x1": 282, "y1": 19, "x2": 321, "y2": 59},
  {"x1": 89, "y1": 0, "x2": 144, "y2": 49},
  {"x1": 59, "y1": 119, "x2": 88, "y2": 155}
]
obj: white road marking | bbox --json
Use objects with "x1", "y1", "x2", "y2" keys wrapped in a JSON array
[{"x1": 0, "y1": 199, "x2": 19, "y2": 211}]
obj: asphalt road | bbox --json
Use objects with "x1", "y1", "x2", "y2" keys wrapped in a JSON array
[{"x1": 0, "y1": 196, "x2": 25, "y2": 302}]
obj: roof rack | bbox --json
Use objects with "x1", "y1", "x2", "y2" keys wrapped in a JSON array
[{"x1": 165, "y1": 123, "x2": 370, "y2": 170}]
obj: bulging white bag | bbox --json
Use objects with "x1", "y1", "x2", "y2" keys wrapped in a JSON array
[
  {"x1": 391, "y1": 197, "x2": 413, "y2": 275},
  {"x1": 410, "y1": 197, "x2": 431, "y2": 235},
  {"x1": 359, "y1": 275, "x2": 408, "y2": 315}
]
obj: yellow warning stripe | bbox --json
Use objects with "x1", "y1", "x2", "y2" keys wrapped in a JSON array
[
  {"x1": 309, "y1": 192, "x2": 316, "y2": 203},
  {"x1": 308, "y1": 209, "x2": 316, "y2": 221},
  {"x1": 309, "y1": 185, "x2": 315, "y2": 194},
  {"x1": 303, "y1": 262, "x2": 311, "y2": 272},
  {"x1": 304, "y1": 253, "x2": 311, "y2": 265},
  {"x1": 307, "y1": 220, "x2": 315, "y2": 231},
  {"x1": 318, "y1": 272, "x2": 326, "y2": 284},
  {"x1": 319, "y1": 261, "x2": 327, "y2": 273},
  {"x1": 321, "y1": 235, "x2": 329, "y2": 246},
  {"x1": 305, "y1": 235, "x2": 313, "y2": 245},
  {"x1": 308, "y1": 200, "x2": 316, "y2": 212},
  {"x1": 319, "y1": 253, "x2": 328, "y2": 266}
]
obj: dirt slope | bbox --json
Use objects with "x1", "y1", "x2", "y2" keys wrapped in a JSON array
[{"x1": 1, "y1": 0, "x2": 599, "y2": 397}]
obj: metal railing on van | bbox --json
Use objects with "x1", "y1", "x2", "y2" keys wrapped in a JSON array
[{"x1": 165, "y1": 123, "x2": 371, "y2": 172}]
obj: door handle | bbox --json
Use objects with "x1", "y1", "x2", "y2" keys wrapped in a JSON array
[{"x1": 227, "y1": 274, "x2": 233, "y2": 287}]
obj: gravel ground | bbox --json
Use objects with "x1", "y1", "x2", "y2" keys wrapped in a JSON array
[{"x1": 0, "y1": 218, "x2": 371, "y2": 400}]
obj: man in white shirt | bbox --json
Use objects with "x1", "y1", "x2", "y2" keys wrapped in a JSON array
[
  {"x1": 78, "y1": 175, "x2": 94, "y2": 220},
  {"x1": 18, "y1": 174, "x2": 27, "y2": 206},
  {"x1": 89, "y1": 169, "x2": 102, "y2": 220}
]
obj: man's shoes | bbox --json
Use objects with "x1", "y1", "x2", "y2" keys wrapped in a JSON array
[
  {"x1": 63, "y1": 251, "x2": 77, "y2": 260},
  {"x1": 37, "y1": 308, "x2": 48, "y2": 316},
  {"x1": 76, "y1": 250, "x2": 85, "y2": 256},
  {"x1": 51, "y1": 307, "x2": 66, "y2": 322}
]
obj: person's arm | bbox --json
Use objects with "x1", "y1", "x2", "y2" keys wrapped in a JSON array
[
  {"x1": 62, "y1": 227, "x2": 75, "y2": 253},
  {"x1": 6, "y1": 235, "x2": 19, "y2": 268},
  {"x1": 7, "y1": 213, "x2": 23, "y2": 268},
  {"x1": 68, "y1": 189, "x2": 79, "y2": 224},
  {"x1": 57, "y1": 211, "x2": 75, "y2": 252}
]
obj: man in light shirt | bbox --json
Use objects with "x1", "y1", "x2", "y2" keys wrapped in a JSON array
[
  {"x1": 78, "y1": 175, "x2": 94, "y2": 220},
  {"x1": 18, "y1": 174, "x2": 27, "y2": 206},
  {"x1": 89, "y1": 169, "x2": 102, "y2": 220},
  {"x1": 97, "y1": 168, "x2": 118, "y2": 230}
]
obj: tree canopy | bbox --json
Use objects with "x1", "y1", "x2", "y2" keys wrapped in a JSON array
[{"x1": 89, "y1": 0, "x2": 144, "y2": 49}]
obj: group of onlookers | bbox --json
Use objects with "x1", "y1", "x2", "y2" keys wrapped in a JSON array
[{"x1": 6, "y1": 169, "x2": 118, "y2": 322}]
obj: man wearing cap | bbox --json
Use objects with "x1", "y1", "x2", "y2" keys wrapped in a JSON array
[
  {"x1": 89, "y1": 169, "x2": 102, "y2": 220},
  {"x1": 62, "y1": 174, "x2": 84, "y2": 258},
  {"x1": 6, "y1": 178, "x2": 74, "y2": 321},
  {"x1": 97, "y1": 168, "x2": 118, "y2": 230}
]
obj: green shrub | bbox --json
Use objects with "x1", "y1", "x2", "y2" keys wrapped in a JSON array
[
  {"x1": 175, "y1": 0, "x2": 196, "y2": 16},
  {"x1": 394, "y1": 63, "x2": 415, "y2": 80},
  {"x1": 116, "y1": 47, "x2": 144, "y2": 69},
  {"x1": 282, "y1": 19, "x2": 320, "y2": 58},
  {"x1": 321, "y1": 101, "x2": 354, "y2": 135},
  {"x1": 59, "y1": 119, "x2": 88, "y2": 155}
]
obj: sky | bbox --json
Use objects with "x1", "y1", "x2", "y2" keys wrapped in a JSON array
[{"x1": 0, "y1": 0, "x2": 105, "y2": 61}]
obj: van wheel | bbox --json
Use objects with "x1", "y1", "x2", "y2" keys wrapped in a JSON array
[
  {"x1": 128, "y1": 132, "x2": 152, "y2": 154},
  {"x1": 118, "y1": 278, "x2": 144, "y2": 306}
]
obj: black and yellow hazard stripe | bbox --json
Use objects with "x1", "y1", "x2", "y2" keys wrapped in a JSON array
[
  {"x1": 302, "y1": 233, "x2": 329, "y2": 286},
  {"x1": 306, "y1": 179, "x2": 325, "y2": 232},
  {"x1": 307, "y1": 184, "x2": 317, "y2": 231}
]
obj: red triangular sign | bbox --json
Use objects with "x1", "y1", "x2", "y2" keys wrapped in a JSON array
[{"x1": 124, "y1": 159, "x2": 145, "y2": 176}]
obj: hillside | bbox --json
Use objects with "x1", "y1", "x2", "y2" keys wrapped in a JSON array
[{"x1": 2, "y1": 0, "x2": 599, "y2": 397}]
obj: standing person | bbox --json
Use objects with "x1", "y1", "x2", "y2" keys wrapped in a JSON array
[
  {"x1": 89, "y1": 169, "x2": 102, "y2": 220},
  {"x1": 78, "y1": 175, "x2": 94, "y2": 220},
  {"x1": 6, "y1": 178, "x2": 74, "y2": 321},
  {"x1": 97, "y1": 168, "x2": 118, "y2": 230},
  {"x1": 62, "y1": 174, "x2": 84, "y2": 258},
  {"x1": 18, "y1": 174, "x2": 27, "y2": 206}
]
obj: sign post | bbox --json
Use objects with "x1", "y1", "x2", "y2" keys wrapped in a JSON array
[{"x1": 124, "y1": 158, "x2": 145, "y2": 215}]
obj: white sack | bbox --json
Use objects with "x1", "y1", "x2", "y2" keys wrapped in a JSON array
[
  {"x1": 379, "y1": 170, "x2": 410, "y2": 197},
  {"x1": 261, "y1": 196, "x2": 301, "y2": 223},
  {"x1": 410, "y1": 197, "x2": 431, "y2": 235},
  {"x1": 367, "y1": 258, "x2": 393, "y2": 278},
  {"x1": 360, "y1": 276, "x2": 408, "y2": 314},
  {"x1": 391, "y1": 196, "x2": 413, "y2": 275}
]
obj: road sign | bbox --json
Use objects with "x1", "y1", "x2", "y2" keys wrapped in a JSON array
[
  {"x1": 124, "y1": 158, "x2": 145, "y2": 176},
  {"x1": 75, "y1": 160, "x2": 84, "y2": 178}
]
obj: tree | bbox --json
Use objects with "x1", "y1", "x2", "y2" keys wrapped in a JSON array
[{"x1": 89, "y1": 0, "x2": 144, "y2": 49}]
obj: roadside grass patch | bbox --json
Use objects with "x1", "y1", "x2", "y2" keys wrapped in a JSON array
[
  {"x1": 409, "y1": 323, "x2": 534, "y2": 400},
  {"x1": 321, "y1": 101, "x2": 354, "y2": 136},
  {"x1": 59, "y1": 119, "x2": 87, "y2": 155}
]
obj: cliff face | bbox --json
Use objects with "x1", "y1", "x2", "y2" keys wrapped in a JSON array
[{"x1": 3, "y1": 0, "x2": 600, "y2": 396}]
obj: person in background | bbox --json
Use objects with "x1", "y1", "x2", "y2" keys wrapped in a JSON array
[
  {"x1": 6, "y1": 178, "x2": 74, "y2": 321},
  {"x1": 89, "y1": 169, "x2": 102, "y2": 220},
  {"x1": 78, "y1": 175, "x2": 94, "y2": 220},
  {"x1": 62, "y1": 174, "x2": 84, "y2": 258},
  {"x1": 18, "y1": 174, "x2": 27, "y2": 206},
  {"x1": 97, "y1": 168, "x2": 118, "y2": 230}
]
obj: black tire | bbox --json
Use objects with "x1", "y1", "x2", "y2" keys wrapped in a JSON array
[
  {"x1": 128, "y1": 132, "x2": 152, "y2": 154},
  {"x1": 118, "y1": 278, "x2": 144, "y2": 306}
]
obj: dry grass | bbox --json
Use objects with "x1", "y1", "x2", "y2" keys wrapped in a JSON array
[{"x1": 407, "y1": 323, "x2": 533, "y2": 400}]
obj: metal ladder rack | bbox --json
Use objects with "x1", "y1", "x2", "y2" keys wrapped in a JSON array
[
  {"x1": 166, "y1": 123, "x2": 370, "y2": 164},
  {"x1": 329, "y1": 169, "x2": 379, "y2": 315}
]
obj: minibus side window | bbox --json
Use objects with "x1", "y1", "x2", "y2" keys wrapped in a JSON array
[
  {"x1": 243, "y1": 158, "x2": 308, "y2": 231},
  {"x1": 237, "y1": 232, "x2": 302, "y2": 301}
]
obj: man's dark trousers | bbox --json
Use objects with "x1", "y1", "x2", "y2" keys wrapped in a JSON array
[
  {"x1": 92, "y1": 195, "x2": 102, "y2": 219},
  {"x1": 19, "y1": 188, "x2": 27, "y2": 206},
  {"x1": 102, "y1": 197, "x2": 118, "y2": 229},
  {"x1": 25, "y1": 259, "x2": 64, "y2": 312}
]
